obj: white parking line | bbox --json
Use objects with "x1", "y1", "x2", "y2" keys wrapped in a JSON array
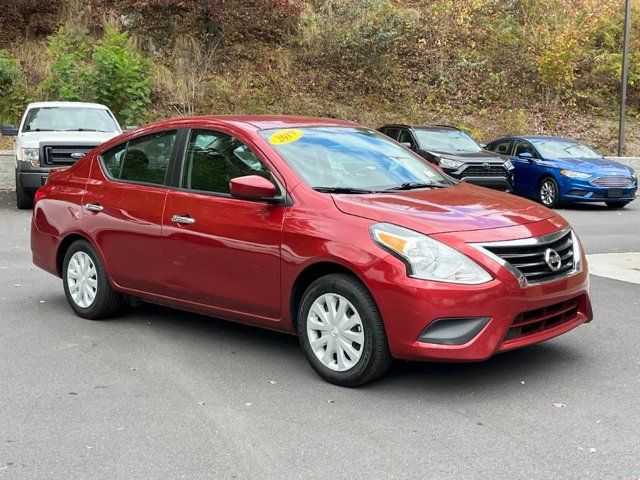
[{"x1": 586, "y1": 252, "x2": 640, "y2": 284}]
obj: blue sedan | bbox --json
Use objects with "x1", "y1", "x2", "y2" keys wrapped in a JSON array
[{"x1": 485, "y1": 136, "x2": 637, "y2": 208}]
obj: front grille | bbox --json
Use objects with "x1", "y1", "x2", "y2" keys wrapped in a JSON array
[
  {"x1": 590, "y1": 176, "x2": 634, "y2": 188},
  {"x1": 41, "y1": 145, "x2": 95, "y2": 166},
  {"x1": 504, "y1": 296, "x2": 582, "y2": 341},
  {"x1": 480, "y1": 229, "x2": 576, "y2": 285},
  {"x1": 462, "y1": 165, "x2": 507, "y2": 178}
]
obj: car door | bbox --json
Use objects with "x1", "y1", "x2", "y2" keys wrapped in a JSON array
[
  {"x1": 511, "y1": 140, "x2": 541, "y2": 198},
  {"x1": 83, "y1": 130, "x2": 177, "y2": 295},
  {"x1": 162, "y1": 128, "x2": 286, "y2": 322}
]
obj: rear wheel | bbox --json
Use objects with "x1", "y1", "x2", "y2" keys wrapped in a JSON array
[
  {"x1": 15, "y1": 173, "x2": 34, "y2": 210},
  {"x1": 297, "y1": 273, "x2": 392, "y2": 387},
  {"x1": 538, "y1": 177, "x2": 561, "y2": 208},
  {"x1": 605, "y1": 201, "x2": 630, "y2": 209},
  {"x1": 62, "y1": 240, "x2": 126, "y2": 319}
]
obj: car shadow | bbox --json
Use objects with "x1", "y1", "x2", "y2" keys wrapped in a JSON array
[{"x1": 102, "y1": 301, "x2": 584, "y2": 394}]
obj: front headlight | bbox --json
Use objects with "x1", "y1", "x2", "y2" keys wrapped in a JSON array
[
  {"x1": 17, "y1": 147, "x2": 40, "y2": 167},
  {"x1": 370, "y1": 223, "x2": 492, "y2": 284},
  {"x1": 560, "y1": 169, "x2": 591, "y2": 179},
  {"x1": 504, "y1": 159, "x2": 514, "y2": 170},
  {"x1": 439, "y1": 158, "x2": 464, "y2": 170}
]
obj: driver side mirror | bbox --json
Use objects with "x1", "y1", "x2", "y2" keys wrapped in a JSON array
[
  {"x1": 517, "y1": 151, "x2": 534, "y2": 161},
  {"x1": 1, "y1": 124, "x2": 18, "y2": 136},
  {"x1": 401, "y1": 141, "x2": 413, "y2": 149},
  {"x1": 230, "y1": 175, "x2": 279, "y2": 202}
]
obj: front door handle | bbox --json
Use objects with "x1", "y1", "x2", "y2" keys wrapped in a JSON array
[
  {"x1": 84, "y1": 203, "x2": 103, "y2": 212},
  {"x1": 171, "y1": 214, "x2": 196, "y2": 225}
]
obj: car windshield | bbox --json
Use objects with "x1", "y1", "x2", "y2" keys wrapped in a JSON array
[
  {"x1": 261, "y1": 127, "x2": 451, "y2": 192},
  {"x1": 22, "y1": 107, "x2": 120, "y2": 133},
  {"x1": 413, "y1": 129, "x2": 483, "y2": 153},
  {"x1": 531, "y1": 139, "x2": 602, "y2": 159}
]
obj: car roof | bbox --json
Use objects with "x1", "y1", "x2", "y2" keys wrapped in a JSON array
[
  {"x1": 493, "y1": 135, "x2": 578, "y2": 143},
  {"x1": 26, "y1": 101, "x2": 111, "y2": 110},
  {"x1": 381, "y1": 124, "x2": 460, "y2": 132},
  {"x1": 139, "y1": 115, "x2": 360, "y2": 132}
]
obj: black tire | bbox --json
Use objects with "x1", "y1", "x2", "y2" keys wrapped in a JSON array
[
  {"x1": 605, "y1": 201, "x2": 630, "y2": 209},
  {"x1": 62, "y1": 240, "x2": 126, "y2": 320},
  {"x1": 297, "y1": 273, "x2": 392, "y2": 387},
  {"x1": 538, "y1": 176, "x2": 561, "y2": 208},
  {"x1": 15, "y1": 173, "x2": 34, "y2": 210}
]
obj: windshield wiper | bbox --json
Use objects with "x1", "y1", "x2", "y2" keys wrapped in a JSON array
[
  {"x1": 385, "y1": 182, "x2": 446, "y2": 191},
  {"x1": 64, "y1": 128, "x2": 109, "y2": 132},
  {"x1": 314, "y1": 187, "x2": 377, "y2": 194}
]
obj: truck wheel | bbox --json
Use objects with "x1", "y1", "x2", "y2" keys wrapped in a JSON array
[{"x1": 15, "y1": 173, "x2": 34, "y2": 210}]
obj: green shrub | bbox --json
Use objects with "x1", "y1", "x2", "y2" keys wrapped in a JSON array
[
  {"x1": 0, "y1": 50, "x2": 24, "y2": 123},
  {"x1": 41, "y1": 20, "x2": 152, "y2": 125},
  {"x1": 92, "y1": 25, "x2": 152, "y2": 125}
]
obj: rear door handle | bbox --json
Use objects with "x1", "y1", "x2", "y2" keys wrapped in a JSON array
[
  {"x1": 84, "y1": 203, "x2": 103, "y2": 212},
  {"x1": 171, "y1": 214, "x2": 196, "y2": 225}
]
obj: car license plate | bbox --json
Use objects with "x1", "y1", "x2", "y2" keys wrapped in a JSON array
[{"x1": 607, "y1": 188, "x2": 623, "y2": 198}]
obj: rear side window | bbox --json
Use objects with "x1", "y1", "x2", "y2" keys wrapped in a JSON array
[
  {"x1": 182, "y1": 129, "x2": 271, "y2": 194},
  {"x1": 489, "y1": 139, "x2": 513, "y2": 155},
  {"x1": 101, "y1": 130, "x2": 176, "y2": 185}
]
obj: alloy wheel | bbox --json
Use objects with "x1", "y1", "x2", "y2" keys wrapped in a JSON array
[
  {"x1": 540, "y1": 179, "x2": 556, "y2": 206},
  {"x1": 66, "y1": 251, "x2": 98, "y2": 308},
  {"x1": 306, "y1": 293, "x2": 365, "y2": 372}
]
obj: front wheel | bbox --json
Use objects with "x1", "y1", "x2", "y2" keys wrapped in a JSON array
[
  {"x1": 15, "y1": 172, "x2": 34, "y2": 209},
  {"x1": 605, "y1": 201, "x2": 630, "y2": 209},
  {"x1": 62, "y1": 240, "x2": 126, "y2": 319},
  {"x1": 538, "y1": 177, "x2": 561, "y2": 208},
  {"x1": 297, "y1": 273, "x2": 392, "y2": 387}
]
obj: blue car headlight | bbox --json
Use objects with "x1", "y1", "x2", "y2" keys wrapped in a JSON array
[{"x1": 560, "y1": 169, "x2": 591, "y2": 179}]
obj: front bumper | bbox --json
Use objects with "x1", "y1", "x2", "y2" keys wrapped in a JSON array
[
  {"x1": 16, "y1": 161, "x2": 51, "y2": 190},
  {"x1": 364, "y1": 219, "x2": 591, "y2": 362},
  {"x1": 558, "y1": 175, "x2": 637, "y2": 203}
]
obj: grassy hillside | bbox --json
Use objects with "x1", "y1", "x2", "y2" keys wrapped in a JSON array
[{"x1": 1, "y1": 0, "x2": 639, "y2": 154}]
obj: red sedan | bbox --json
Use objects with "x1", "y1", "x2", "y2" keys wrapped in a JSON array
[{"x1": 31, "y1": 116, "x2": 592, "y2": 386}]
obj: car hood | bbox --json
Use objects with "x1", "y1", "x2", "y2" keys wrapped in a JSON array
[
  {"x1": 550, "y1": 156, "x2": 633, "y2": 174},
  {"x1": 18, "y1": 131, "x2": 120, "y2": 149},
  {"x1": 428, "y1": 149, "x2": 506, "y2": 163},
  {"x1": 332, "y1": 183, "x2": 555, "y2": 234}
]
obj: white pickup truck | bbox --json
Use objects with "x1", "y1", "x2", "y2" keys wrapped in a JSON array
[{"x1": 2, "y1": 101, "x2": 123, "y2": 208}]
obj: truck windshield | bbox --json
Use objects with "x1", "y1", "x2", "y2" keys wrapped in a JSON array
[
  {"x1": 22, "y1": 107, "x2": 120, "y2": 133},
  {"x1": 261, "y1": 127, "x2": 451, "y2": 192}
]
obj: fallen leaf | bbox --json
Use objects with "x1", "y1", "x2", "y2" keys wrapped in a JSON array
[
  {"x1": 245, "y1": 402, "x2": 253, "y2": 407},
  {"x1": 588, "y1": 447, "x2": 597, "y2": 453},
  {"x1": 197, "y1": 400, "x2": 205, "y2": 406},
  {"x1": 129, "y1": 367, "x2": 138, "y2": 371},
  {"x1": 552, "y1": 402, "x2": 566, "y2": 408},
  {"x1": 268, "y1": 379, "x2": 277, "y2": 385},
  {"x1": 327, "y1": 399, "x2": 335, "y2": 404},
  {"x1": 520, "y1": 381, "x2": 525, "y2": 385},
  {"x1": 39, "y1": 300, "x2": 46, "y2": 304}
]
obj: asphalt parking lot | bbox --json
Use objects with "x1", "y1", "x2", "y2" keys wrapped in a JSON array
[{"x1": 0, "y1": 191, "x2": 638, "y2": 480}]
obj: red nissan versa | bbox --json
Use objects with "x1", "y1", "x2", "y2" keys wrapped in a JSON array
[{"x1": 31, "y1": 116, "x2": 593, "y2": 386}]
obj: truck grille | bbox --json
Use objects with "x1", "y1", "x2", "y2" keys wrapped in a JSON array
[
  {"x1": 41, "y1": 145, "x2": 95, "y2": 166},
  {"x1": 462, "y1": 165, "x2": 507, "y2": 178},
  {"x1": 503, "y1": 296, "x2": 582, "y2": 341},
  {"x1": 478, "y1": 229, "x2": 576, "y2": 285},
  {"x1": 590, "y1": 176, "x2": 634, "y2": 188}
]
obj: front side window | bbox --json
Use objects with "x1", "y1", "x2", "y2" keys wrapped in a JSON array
[
  {"x1": 182, "y1": 129, "x2": 271, "y2": 194},
  {"x1": 530, "y1": 139, "x2": 601, "y2": 159},
  {"x1": 261, "y1": 127, "x2": 450, "y2": 191},
  {"x1": 102, "y1": 130, "x2": 176, "y2": 185},
  {"x1": 514, "y1": 141, "x2": 538, "y2": 158},
  {"x1": 22, "y1": 107, "x2": 120, "y2": 133}
]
